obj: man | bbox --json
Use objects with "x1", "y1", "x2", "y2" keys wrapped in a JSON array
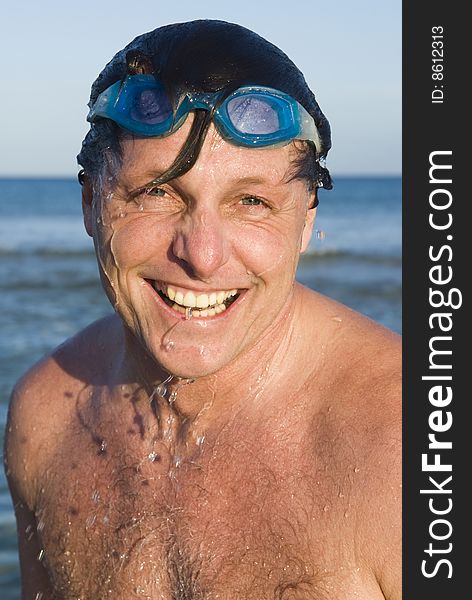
[{"x1": 5, "y1": 20, "x2": 401, "y2": 599}]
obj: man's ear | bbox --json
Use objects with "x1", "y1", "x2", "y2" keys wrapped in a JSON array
[
  {"x1": 300, "y1": 190, "x2": 317, "y2": 253},
  {"x1": 81, "y1": 173, "x2": 94, "y2": 237}
]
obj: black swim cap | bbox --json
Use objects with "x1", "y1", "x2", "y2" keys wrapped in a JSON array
[{"x1": 88, "y1": 19, "x2": 331, "y2": 157}]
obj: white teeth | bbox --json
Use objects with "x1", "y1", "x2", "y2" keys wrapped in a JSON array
[
  {"x1": 174, "y1": 291, "x2": 184, "y2": 305},
  {"x1": 159, "y1": 283, "x2": 239, "y2": 316},
  {"x1": 183, "y1": 291, "x2": 196, "y2": 307},
  {"x1": 196, "y1": 294, "x2": 209, "y2": 308},
  {"x1": 170, "y1": 301, "x2": 227, "y2": 318}
]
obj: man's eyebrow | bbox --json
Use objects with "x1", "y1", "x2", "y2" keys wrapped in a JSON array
[
  {"x1": 140, "y1": 169, "x2": 167, "y2": 183},
  {"x1": 118, "y1": 169, "x2": 166, "y2": 189},
  {"x1": 226, "y1": 175, "x2": 284, "y2": 187},
  {"x1": 120, "y1": 172, "x2": 286, "y2": 191}
]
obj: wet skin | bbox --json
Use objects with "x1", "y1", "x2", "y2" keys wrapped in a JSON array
[
  {"x1": 5, "y1": 118, "x2": 401, "y2": 599},
  {"x1": 86, "y1": 117, "x2": 317, "y2": 381}
]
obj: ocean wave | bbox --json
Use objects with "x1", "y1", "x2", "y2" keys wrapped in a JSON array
[
  {"x1": 299, "y1": 248, "x2": 401, "y2": 267},
  {"x1": 1, "y1": 279, "x2": 101, "y2": 292},
  {"x1": 0, "y1": 246, "x2": 94, "y2": 258}
]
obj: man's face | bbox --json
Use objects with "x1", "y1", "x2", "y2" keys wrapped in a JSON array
[{"x1": 83, "y1": 118, "x2": 316, "y2": 378}]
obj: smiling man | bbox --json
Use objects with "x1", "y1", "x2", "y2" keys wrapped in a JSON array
[{"x1": 5, "y1": 20, "x2": 401, "y2": 600}]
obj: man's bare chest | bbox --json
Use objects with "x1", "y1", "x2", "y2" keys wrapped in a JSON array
[{"x1": 34, "y1": 414, "x2": 375, "y2": 599}]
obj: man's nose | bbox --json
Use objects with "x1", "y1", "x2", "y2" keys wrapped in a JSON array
[{"x1": 171, "y1": 209, "x2": 229, "y2": 280}]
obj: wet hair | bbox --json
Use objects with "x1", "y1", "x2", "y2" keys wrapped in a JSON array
[{"x1": 77, "y1": 20, "x2": 333, "y2": 200}]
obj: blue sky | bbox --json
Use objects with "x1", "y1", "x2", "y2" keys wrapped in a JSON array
[{"x1": 0, "y1": 0, "x2": 400, "y2": 176}]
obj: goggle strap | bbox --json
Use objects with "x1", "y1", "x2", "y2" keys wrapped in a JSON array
[{"x1": 298, "y1": 104, "x2": 321, "y2": 155}]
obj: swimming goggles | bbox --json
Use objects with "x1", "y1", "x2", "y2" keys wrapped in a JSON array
[{"x1": 87, "y1": 74, "x2": 322, "y2": 153}]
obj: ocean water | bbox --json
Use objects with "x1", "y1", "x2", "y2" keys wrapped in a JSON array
[{"x1": 0, "y1": 176, "x2": 401, "y2": 597}]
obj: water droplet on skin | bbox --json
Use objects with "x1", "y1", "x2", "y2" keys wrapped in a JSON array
[
  {"x1": 158, "y1": 375, "x2": 196, "y2": 405},
  {"x1": 161, "y1": 319, "x2": 184, "y2": 352},
  {"x1": 332, "y1": 316, "x2": 342, "y2": 322},
  {"x1": 135, "y1": 586, "x2": 146, "y2": 594},
  {"x1": 155, "y1": 374, "x2": 174, "y2": 399},
  {"x1": 86, "y1": 515, "x2": 97, "y2": 529},
  {"x1": 92, "y1": 489, "x2": 100, "y2": 503},
  {"x1": 25, "y1": 525, "x2": 34, "y2": 541},
  {"x1": 37, "y1": 549, "x2": 45, "y2": 561},
  {"x1": 100, "y1": 440, "x2": 107, "y2": 453},
  {"x1": 156, "y1": 385, "x2": 167, "y2": 398},
  {"x1": 323, "y1": 505, "x2": 329, "y2": 512},
  {"x1": 35, "y1": 593, "x2": 44, "y2": 600},
  {"x1": 354, "y1": 467, "x2": 360, "y2": 473},
  {"x1": 198, "y1": 345, "x2": 208, "y2": 356}
]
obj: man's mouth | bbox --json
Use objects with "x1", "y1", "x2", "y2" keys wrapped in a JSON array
[{"x1": 150, "y1": 281, "x2": 240, "y2": 317}]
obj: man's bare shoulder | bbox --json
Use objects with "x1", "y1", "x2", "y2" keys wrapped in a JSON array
[
  {"x1": 300, "y1": 287, "x2": 401, "y2": 597},
  {"x1": 4, "y1": 316, "x2": 119, "y2": 507},
  {"x1": 298, "y1": 285, "x2": 400, "y2": 377},
  {"x1": 10, "y1": 314, "x2": 119, "y2": 399},
  {"x1": 304, "y1": 286, "x2": 401, "y2": 464}
]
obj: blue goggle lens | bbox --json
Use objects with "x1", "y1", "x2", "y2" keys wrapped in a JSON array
[
  {"x1": 226, "y1": 95, "x2": 281, "y2": 135},
  {"x1": 129, "y1": 88, "x2": 173, "y2": 125},
  {"x1": 88, "y1": 75, "x2": 320, "y2": 151}
]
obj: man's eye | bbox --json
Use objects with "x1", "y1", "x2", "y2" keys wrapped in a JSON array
[
  {"x1": 144, "y1": 186, "x2": 166, "y2": 197},
  {"x1": 241, "y1": 196, "x2": 265, "y2": 206}
]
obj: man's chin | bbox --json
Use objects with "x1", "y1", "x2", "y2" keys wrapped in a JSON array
[{"x1": 146, "y1": 342, "x2": 235, "y2": 381}]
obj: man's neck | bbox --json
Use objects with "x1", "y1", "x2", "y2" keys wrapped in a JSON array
[{"x1": 111, "y1": 286, "x2": 319, "y2": 436}]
